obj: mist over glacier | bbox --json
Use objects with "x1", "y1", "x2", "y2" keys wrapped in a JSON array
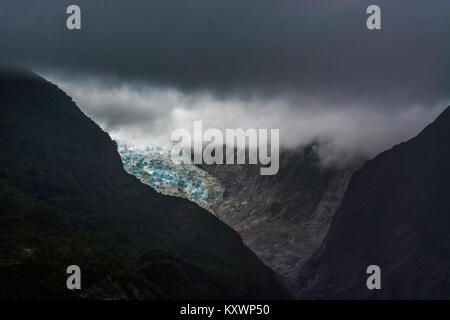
[{"x1": 48, "y1": 74, "x2": 446, "y2": 167}]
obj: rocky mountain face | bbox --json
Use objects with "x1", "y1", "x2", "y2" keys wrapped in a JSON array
[
  {"x1": 116, "y1": 138, "x2": 356, "y2": 294},
  {"x1": 295, "y1": 107, "x2": 450, "y2": 299},
  {"x1": 201, "y1": 147, "x2": 357, "y2": 291},
  {"x1": 0, "y1": 67, "x2": 290, "y2": 299}
]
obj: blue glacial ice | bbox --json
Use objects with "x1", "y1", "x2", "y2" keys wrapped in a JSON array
[{"x1": 117, "y1": 142, "x2": 224, "y2": 213}]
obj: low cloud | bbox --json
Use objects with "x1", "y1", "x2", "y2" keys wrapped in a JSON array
[
  {"x1": 48, "y1": 73, "x2": 447, "y2": 166},
  {"x1": 2, "y1": 1, "x2": 449, "y2": 166}
]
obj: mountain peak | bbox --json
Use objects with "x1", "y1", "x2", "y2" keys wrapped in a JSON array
[
  {"x1": 295, "y1": 106, "x2": 450, "y2": 299},
  {"x1": 0, "y1": 69, "x2": 290, "y2": 299},
  {"x1": 433, "y1": 105, "x2": 450, "y2": 124},
  {"x1": 0, "y1": 65, "x2": 44, "y2": 83}
]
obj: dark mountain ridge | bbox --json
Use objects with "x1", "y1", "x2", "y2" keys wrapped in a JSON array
[
  {"x1": 0, "y1": 67, "x2": 290, "y2": 299},
  {"x1": 295, "y1": 106, "x2": 450, "y2": 299}
]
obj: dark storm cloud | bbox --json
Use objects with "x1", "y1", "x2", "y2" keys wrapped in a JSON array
[
  {"x1": 1, "y1": 0, "x2": 449, "y2": 105},
  {"x1": 0, "y1": 0, "x2": 449, "y2": 164}
]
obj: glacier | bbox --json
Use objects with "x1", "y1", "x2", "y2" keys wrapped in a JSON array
[{"x1": 117, "y1": 142, "x2": 224, "y2": 213}]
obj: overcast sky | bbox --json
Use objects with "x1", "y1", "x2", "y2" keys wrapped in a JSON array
[{"x1": 1, "y1": 0, "x2": 449, "y2": 164}]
